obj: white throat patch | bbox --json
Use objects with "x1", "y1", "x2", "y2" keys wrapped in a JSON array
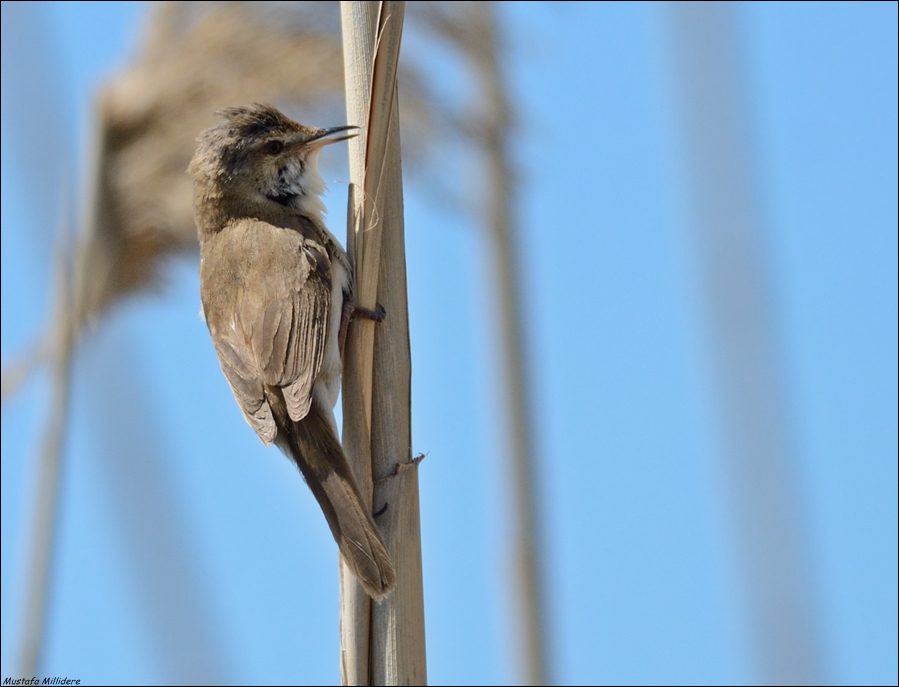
[{"x1": 284, "y1": 150, "x2": 327, "y2": 220}]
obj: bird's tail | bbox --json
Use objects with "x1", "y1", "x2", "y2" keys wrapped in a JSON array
[{"x1": 274, "y1": 395, "x2": 396, "y2": 600}]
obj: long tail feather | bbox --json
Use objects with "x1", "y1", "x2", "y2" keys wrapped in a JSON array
[{"x1": 272, "y1": 393, "x2": 396, "y2": 599}]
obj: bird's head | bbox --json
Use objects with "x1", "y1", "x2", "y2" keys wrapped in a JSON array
[{"x1": 190, "y1": 103, "x2": 357, "y2": 233}]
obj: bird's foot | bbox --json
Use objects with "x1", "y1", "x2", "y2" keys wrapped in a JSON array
[{"x1": 353, "y1": 303, "x2": 386, "y2": 323}]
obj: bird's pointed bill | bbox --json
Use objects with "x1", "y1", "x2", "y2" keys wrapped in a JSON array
[{"x1": 305, "y1": 125, "x2": 360, "y2": 149}]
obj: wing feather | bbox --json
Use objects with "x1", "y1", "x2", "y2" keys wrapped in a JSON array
[{"x1": 201, "y1": 219, "x2": 332, "y2": 443}]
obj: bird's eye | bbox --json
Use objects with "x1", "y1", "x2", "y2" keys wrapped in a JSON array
[{"x1": 264, "y1": 140, "x2": 284, "y2": 155}]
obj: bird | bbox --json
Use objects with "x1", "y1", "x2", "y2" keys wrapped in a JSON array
[{"x1": 188, "y1": 103, "x2": 395, "y2": 599}]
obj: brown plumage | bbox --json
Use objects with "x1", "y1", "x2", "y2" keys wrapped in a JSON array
[{"x1": 190, "y1": 103, "x2": 395, "y2": 599}]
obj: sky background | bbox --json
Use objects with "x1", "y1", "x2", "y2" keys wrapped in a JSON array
[{"x1": 2, "y1": 1, "x2": 897, "y2": 685}]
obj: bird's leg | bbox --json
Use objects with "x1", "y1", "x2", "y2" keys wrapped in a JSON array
[
  {"x1": 353, "y1": 303, "x2": 386, "y2": 322},
  {"x1": 338, "y1": 298, "x2": 386, "y2": 356}
]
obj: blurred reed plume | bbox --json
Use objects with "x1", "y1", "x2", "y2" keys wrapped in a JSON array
[{"x1": 3, "y1": 0, "x2": 459, "y2": 394}]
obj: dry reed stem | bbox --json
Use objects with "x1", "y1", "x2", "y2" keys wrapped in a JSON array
[{"x1": 340, "y1": 2, "x2": 426, "y2": 684}]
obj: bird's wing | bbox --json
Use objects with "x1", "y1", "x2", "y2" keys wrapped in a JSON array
[
  {"x1": 203, "y1": 219, "x2": 331, "y2": 444},
  {"x1": 214, "y1": 335, "x2": 278, "y2": 444}
]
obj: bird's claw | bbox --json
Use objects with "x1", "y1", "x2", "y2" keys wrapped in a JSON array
[{"x1": 354, "y1": 303, "x2": 386, "y2": 323}]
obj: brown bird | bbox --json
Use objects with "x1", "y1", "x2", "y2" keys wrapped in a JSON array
[{"x1": 189, "y1": 103, "x2": 395, "y2": 599}]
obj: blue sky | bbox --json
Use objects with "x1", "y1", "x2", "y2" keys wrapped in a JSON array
[{"x1": 2, "y1": 2, "x2": 897, "y2": 685}]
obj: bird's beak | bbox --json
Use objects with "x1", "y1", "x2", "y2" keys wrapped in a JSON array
[{"x1": 305, "y1": 125, "x2": 360, "y2": 149}]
